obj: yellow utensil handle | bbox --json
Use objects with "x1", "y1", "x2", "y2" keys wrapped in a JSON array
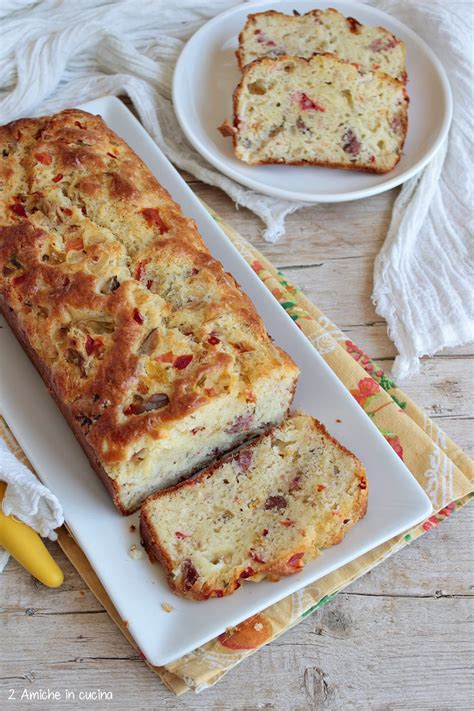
[{"x1": 0, "y1": 481, "x2": 63, "y2": 588}]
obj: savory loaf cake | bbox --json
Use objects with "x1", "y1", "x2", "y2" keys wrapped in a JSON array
[
  {"x1": 0, "y1": 109, "x2": 299, "y2": 514},
  {"x1": 140, "y1": 414, "x2": 367, "y2": 600},
  {"x1": 219, "y1": 53, "x2": 408, "y2": 173},
  {"x1": 237, "y1": 8, "x2": 406, "y2": 82}
]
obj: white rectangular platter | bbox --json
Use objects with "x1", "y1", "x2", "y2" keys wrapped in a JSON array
[{"x1": 0, "y1": 96, "x2": 432, "y2": 666}]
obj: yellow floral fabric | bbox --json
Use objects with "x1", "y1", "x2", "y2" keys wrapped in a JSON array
[{"x1": 1, "y1": 205, "x2": 472, "y2": 695}]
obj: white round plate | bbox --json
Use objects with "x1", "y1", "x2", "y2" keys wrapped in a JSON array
[{"x1": 173, "y1": 0, "x2": 452, "y2": 203}]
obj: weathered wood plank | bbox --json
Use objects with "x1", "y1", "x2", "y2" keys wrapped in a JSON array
[
  {"x1": 348, "y1": 503, "x2": 473, "y2": 597},
  {"x1": 181, "y1": 179, "x2": 397, "y2": 266},
  {"x1": 1, "y1": 570, "x2": 472, "y2": 710},
  {"x1": 1, "y1": 507, "x2": 472, "y2": 710}
]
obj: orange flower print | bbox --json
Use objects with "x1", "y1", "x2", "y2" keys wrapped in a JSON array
[
  {"x1": 251, "y1": 260, "x2": 264, "y2": 274},
  {"x1": 385, "y1": 435, "x2": 404, "y2": 460},
  {"x1": 350, "y1": 376, "x2": 380, "y2": 407},
  {"x1": 422, "y1": 502, "x2": 457, "y2": 532},
  {"x1": 218, "y1": 613, "x2": 273, "y2": 650}
]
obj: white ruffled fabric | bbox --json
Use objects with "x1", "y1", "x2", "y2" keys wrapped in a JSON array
[
  {"x1": 0, "y1": 438, "x2": 64, "y2": 571},
  {"x1": 0, "y1": 0, "x2": 471, "y2": 567},
  {"x1": 372, "y1": 0, "x2": 474, "y2": 379}
]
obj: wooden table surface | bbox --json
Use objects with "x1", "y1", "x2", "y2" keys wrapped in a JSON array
[{"x1": 1, "y1": 177, "x2": 473, "y2": 710}]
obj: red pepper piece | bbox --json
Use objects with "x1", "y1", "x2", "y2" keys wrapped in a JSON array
[
  {"x1": 10, "y1": 203, "x2": 27, "y2": 217},
  {"x1": 208, "y1": 335, "x2": 220, "y2": 345},
  {"x1": 173, "y1": 354, "x2": 193, "y2": 370},
  {"x1": 135, "y1": 261, "x2": 145, "y2": 281},
  {"x1": 66, "y1": 237, "x2": 84, "y2": 251},
  {"x1": 292, "y1": 91, "x2": 325, "y2": 112},
  {"x1": 287, "y1": 552, "x2": 304, "y2": 568},
  {"x1": 182, "y1": 559, "x2": 199, "y2": 589},
  {"x1": 141, "y1": 208, "x2": 168, "y2": 234},
  {"x1": 13, "y1": 273, "x2": 27, "y2": 286},
  {"x1": 52, "y1": 174, "x2": 63, "y2": 183},
  {"x1": 249, "y1": 549, "x2": 265, "y2": 564},
  {"x1": 239, "y1": 566, "x2": 254, "y2": 579},
  {"x1": 155, "y1": 351, "x2": 174, "y2": 363},
  {"x1": 175, "y1": 531, "x2": 191, "y2": 540},
  {"x1": 34, "y1": 152, "x2": 52, "y2": 165},
  {"x1": 133, "y1": 308, "x2": 144, "y2": 324},
  {"x1": 85, "y1": 335, "x2": 101, "y2": 355}
]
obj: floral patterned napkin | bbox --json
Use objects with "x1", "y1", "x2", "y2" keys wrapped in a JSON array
[{"x1": 1, "y1": 204, "x2": 472, "y2": 695}]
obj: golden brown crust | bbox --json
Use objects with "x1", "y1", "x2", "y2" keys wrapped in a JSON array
[
  {"x1": 0, "y1": 109, "x2": 298, "y2": 513},
  {"x1": 140, "y1": 505, "x2": 175, "y2": 573},
  {"x1": 140, "y1": 416, "x2": 368, "y2": 600},
  {"x1": 240, "y1": 156, "x2": 401, "y2": 175},
  {"x1": 226, "y1": 53, "x2": 408, "y2": 173},
  {"x1": 217, "y1": 119, "x2": 237, "y2": 137},
  {"x1": 0, "y1": 298, "x2": 126, "y2": 510}
]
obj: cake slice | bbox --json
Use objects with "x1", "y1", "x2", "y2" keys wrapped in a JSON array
[
  {"x1": 140, "y1": 414, "x2": 367, "y2": 600},
  {"x1": 219, "y1": 53, "x2": 408, "y2": 174},
  {"x1": 237, "y1": 8, "x2": 406, "y2": 82}
]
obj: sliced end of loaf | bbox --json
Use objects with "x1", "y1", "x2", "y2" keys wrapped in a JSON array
[
  {"x1": 223, "y1": 53, "x2": 408, "y2": 173},
  {"x1": 140, "y1": 414, "x2": 368, "y2": 600},
  {"x1": 113, "y1": 367, "x2": 298, "y2": 513}
]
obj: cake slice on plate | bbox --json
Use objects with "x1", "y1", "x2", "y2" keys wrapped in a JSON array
[
  {"x1": 219, "y1": 53, "x2": 408, "y2": 174},
  {"x1": 140, "y1": 414, "x2": 368, "y2": 600},
  {"x1": 237, "y1": 8, "x2": 406, "y2": 82}
]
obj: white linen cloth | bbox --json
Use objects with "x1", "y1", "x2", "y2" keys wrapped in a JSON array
[
  {"x1": 0, "y1": 437, "x2": 64, "y2": 571},
  {"x1": 372, "y1": 0, "x2": 474, "y2": 379},
  {"x1": 0, "y1": 0, "x2": 472, "y2": 564}
]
